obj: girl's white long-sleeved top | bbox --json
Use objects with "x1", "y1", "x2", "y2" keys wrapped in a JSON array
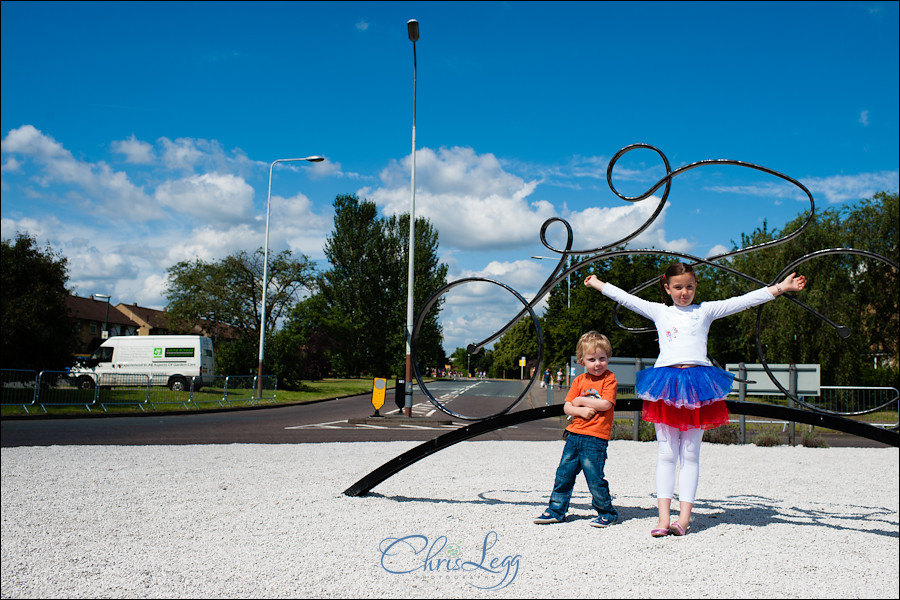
[{"x1": 600, "y1": 283, "x2": 776, "y2": 368}]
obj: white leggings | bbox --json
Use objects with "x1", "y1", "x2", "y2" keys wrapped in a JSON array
[{"x1": 655, "y1": 423, "x2": 703, "y2": 504}]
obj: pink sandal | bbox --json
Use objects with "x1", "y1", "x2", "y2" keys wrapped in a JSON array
[
  {"x1": 650, "y1": 528, "x2": 669, "y2": 537},
  {"x1": 668, "y1": 522, "x2": 689, "y2": 536}
]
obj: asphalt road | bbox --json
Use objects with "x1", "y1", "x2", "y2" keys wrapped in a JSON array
[
  {"x1": 0, "y1": 379, "x2": 571, "y2": 447},
  {"x1": 1, "y1": 378, "x2": 890, "y2": 448}
]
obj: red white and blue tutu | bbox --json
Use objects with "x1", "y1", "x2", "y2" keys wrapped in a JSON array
[{"x1": 636, "y1": 366, "x2": 733, "y2": 431}]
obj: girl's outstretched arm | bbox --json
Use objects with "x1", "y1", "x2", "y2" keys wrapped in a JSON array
[
  {"x1": 584, "y1": 274, "x2": 606, "y2": 292},
  {"x1": 768, "y1": 272, "x2": 807, "y2": 296}
]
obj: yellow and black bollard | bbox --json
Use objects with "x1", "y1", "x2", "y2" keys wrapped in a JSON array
[{"x1": 371, "y1": 378, "x2": 387, "y2": 417}]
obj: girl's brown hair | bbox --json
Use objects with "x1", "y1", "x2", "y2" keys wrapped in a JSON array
[{"x1": 659, "y1": 262, "x2": 696, "y2": 305}]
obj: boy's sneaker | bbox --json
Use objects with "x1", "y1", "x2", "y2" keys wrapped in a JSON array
[
  {"x1": 589, "y1": 515, "x2": 617, "y2": 528},
  {"x1": 533, "y1": 511, "x2": 564, "y2": 524}
]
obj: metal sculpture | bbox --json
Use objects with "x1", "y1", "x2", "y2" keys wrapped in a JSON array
[{"x1": 345, "y1": 143, "x2": 899, "y2": 497}]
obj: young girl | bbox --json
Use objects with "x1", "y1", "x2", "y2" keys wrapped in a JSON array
[{"x1": 584, "y1": 263, "x2": 806, "y2": 537}]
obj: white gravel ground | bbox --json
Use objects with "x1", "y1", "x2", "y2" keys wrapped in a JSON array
[{"x1": 2, "y1": 440, "x2": 898, "y2": 599}]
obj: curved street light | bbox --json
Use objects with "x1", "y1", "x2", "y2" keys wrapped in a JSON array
[
  {"x1": 257, "y1": 155, "x2": 325, "y2": 400},
  {"x1": 94, "y1": 293, "x2": 111, "y2": 339}
]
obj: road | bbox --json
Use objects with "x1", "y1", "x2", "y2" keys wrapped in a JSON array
[
  {"x1": 1, "y1": 378, "x2": 889, "y2": 448},
  {"x1": 1, "y1": 379, "x2": 571, "y2": 447}
]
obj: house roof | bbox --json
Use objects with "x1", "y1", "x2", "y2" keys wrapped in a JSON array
[
  {"x1": 115, "y1": 302, "x2": 170, "y2": 329},
  {"x1": 66, "y1": 295, "x2": 139, "y2": 327},
  {"x1": 116, "y1": 301, "x2": 243, "y2": 340}
]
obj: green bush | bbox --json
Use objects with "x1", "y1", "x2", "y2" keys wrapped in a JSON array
[
  {"x1": 801, "y1": 430, "x2": 830, "y2": 448},
  {"x1": 611, "y1": 421, "x2": 633, "y2": 440},
  {"x1": 753, "y1": 431, "x2": 782, "y2": 446},
  {"x1": 702, "y1": 424, "x2": 740, "y2": 444},
  {"x1": 610, "y1": 420, "x2": 656, "y2": 441},
  {"x1": 638, "y1": 420, "x2": 657, "y2": 442}
]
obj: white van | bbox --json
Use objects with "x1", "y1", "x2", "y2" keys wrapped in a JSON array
[{"x1": 68, "y1": 335, "x2": 215, "y2": 391}]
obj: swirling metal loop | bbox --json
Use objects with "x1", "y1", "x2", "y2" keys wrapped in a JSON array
[
  {"x1": 410, "y1": 277, "x2": 543, "y2": 420},
  {"x1": 413, "y1": 143, "x2": 896, "y2": 422}
]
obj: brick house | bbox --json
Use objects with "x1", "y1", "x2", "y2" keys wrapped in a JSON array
[
  {"x1": 114, "y1": 302, "x2": 242, "y2": 342},
  {"x1": 67, "y1": 295, "x2": 244, "y2": 355},
  {"x1": 114, "y1": 302, "x2": 173, "y2": 336},
  {"x1": 66, "y1": 294, "x2": 140, "y2": 353}
]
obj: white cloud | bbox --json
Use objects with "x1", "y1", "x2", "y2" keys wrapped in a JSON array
[
  {"x1": 565, "y1": 196, "x2": 692, "y2": 253},
  {"x1": 435, "y1": 259, "x2": 552, "y2": 352},
  {"x1": 355, "y1": 20, "x2": 369, "y2": 31},
  {"x1": 112, "y1": 135, "x2": 155, "y2": 164},
  {"x1": 156, "y1": 136, "x2": 260, "y2": 176},
  {"x1": 268, "y1": 191, "x2": 330, "y2": 259},
  {"x1": 154, "y1": 172, "x2": 255, "y2": 223},
  {"x1": 1, "y1": 125, "x2": 156, "y2": 220},
  {"x1": 705, "y1": 170, "x2": 899, "y2": 204},
  {"x1": 859, "y1": 110, "x2": 870, "y2": 127},
  {"x1": 1, "y1": 124, "x2": 67, "y2": 159},
  {"x1": 1, "y1": 127, "x2": 305, "y2": 313},
  {"x1": 362, "y1": 146, "x2": 556, "y2": 251},
  {"x1": 2, "y1": 157, "x2": 22, "y2": 174},
  {"x1": 706, "y1": 244, "x2": 730, "y2": 258},
  {"x1": 161, "y1": 223, "x2": 259, "y2": 266},
  {"x1": 804, "y1": 171, "x2": 899, "y2": 203}
]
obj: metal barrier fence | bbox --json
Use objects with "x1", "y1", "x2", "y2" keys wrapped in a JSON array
[
  {"x1": 1, "y1": 369, "x2": 39, "y2": 413},
  {"x1": 36, "y1": 370, "x2": 98, "y2": 412},
  {"x1": 1, "y1": 371, "x2": 277, "y2": 413}
]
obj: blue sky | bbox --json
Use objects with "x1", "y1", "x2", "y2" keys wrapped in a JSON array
[{"x1": 2, "y1": 1, "x2": 898, "y2": 355}]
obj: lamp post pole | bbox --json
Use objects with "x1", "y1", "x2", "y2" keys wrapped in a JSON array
[
  {"x1": 404, "y1": 18, "x2": 419, "y2": 417},
  {"x1": 256, "y1": 156, "x2": 324, "y2": 400},
  {"x1": 95, "y1": 293, "x2": 111, "y2": 339},
  {"x1": 531, "y1": 256, "x2": 571, "y2": 308}
]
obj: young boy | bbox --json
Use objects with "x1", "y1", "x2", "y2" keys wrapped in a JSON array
[{"x1": 534, "y1": 331, "x2": 618, "y2": 527}]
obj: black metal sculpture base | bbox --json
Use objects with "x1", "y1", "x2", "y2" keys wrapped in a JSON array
[{"x1": 344, "y1": 400, "x2": 899, "y2": 497}]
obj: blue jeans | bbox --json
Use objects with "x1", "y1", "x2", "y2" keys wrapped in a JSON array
[{"x1": 544, "y1": 433, "x2": 617, "y2": 520}]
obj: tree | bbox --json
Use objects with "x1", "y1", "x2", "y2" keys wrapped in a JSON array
[
  {"x1": 312, "y1": 194, "x2": 448, "y2": 378},
  {"x1": 1, "y1": 232, "x2": 78, "y2": 370},
  {"x1": 268, "y1": 294, "x2": 342, "y2": 385},
  {"x1": 385, "y1": 213, "x2": 449, "y2": 377},
  {"x1": 708, "y1": 192, "x2": 898, "y2": 387},
  {"x1": 165, "y1": 247, "x2": 316, "y2": 375},
  {"x1": 491, "y1": 316, "x2": 542, "y2": 378},
  {"x1": 316, "y1": 194, "x2": 390, "y2": 376},
  {"x1": 540, "y1": 252, "x2": 664, "y2": 368}
]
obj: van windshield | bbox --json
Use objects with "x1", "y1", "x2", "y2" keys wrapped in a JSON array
[{"x1": 90, "y1": 347, "x2": 113, "y2": 363}]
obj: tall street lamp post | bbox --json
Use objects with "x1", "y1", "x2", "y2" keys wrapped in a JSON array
[
  {"x1": 95, "y1": 293, "x2": 111, "y2": 339},
  {"x1": 256, "y1": 156, "x2": 324, "y2": 400},
  {"x1": 404, "y1": 18, "x2": 419, "y2": 417},
  {"x1": 531, "y1": 256, "x2": 571, "y2": 308},
  {"x1": 532, "y1": 256, "x2": 571, "y2": 386}
]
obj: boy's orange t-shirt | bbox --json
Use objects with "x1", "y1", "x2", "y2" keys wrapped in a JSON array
[{"x1": 564, "y1": 369, "x2": 618, "y2": 440}]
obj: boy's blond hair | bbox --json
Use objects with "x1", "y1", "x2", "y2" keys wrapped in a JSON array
[{"x1": 576, "y1": 331, "x2": 613, "y2": 364}]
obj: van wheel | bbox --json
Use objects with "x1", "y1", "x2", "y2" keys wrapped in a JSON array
[
  {"x1": 76, "y1": 376, "x2": 95, "y2": 390},
  {"x1": 169, "y1": 377, "x2": 187, "y2": 392}
]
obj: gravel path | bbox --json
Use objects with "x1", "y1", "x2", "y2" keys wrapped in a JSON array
[{"x1": 2, "y1": 441, "x2": 898, "y2": 598}]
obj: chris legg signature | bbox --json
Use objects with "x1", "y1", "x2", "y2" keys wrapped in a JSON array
[{"x1": 378, "y1": 531, "x2": 520, "y2": 590}]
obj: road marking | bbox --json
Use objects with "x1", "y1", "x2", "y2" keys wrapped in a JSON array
[
  {"x1": 285, "y1": 420, "x2": 348, "y2": 430},
  {"x1": 285, "y1": 418, "x2": 464, "y2": 431}
]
